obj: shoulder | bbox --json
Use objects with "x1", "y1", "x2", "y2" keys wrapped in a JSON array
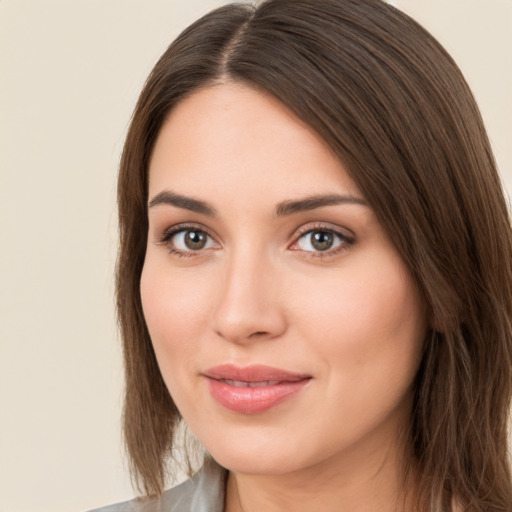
[
  {"x1": 86, "y1": 459, "x2": 227, "y2": 512},
  {"x1": 85, "y1": 478, "x2": 197, "y2": 512}
]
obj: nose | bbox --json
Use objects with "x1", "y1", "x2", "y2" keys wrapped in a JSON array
[{"x1": 211, "y1": 249, "x2": 287, "y2": 345}]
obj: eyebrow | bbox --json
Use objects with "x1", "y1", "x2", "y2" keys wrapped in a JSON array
[
  {"x1": 274, "y1": 194, "x2": 368, "y2": 217},
  {"x1": 148, "y1": 190, "x2": 368, "y2": 217},
  {"x1": 148, "y1": 190, "x2": 218, "y2": 216}
]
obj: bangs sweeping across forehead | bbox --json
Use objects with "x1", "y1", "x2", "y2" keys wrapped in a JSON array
[{"x1": 117, "y1": 1, "x2": 512, "y2": 509}]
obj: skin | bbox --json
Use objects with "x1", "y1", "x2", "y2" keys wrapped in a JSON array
[{"x1": 141, "y1": 82, "x2": 427, "y2": 512}]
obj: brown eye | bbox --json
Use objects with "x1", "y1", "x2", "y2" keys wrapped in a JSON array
[
  {"x1": 296, "y1": 229, "x2": 345, "y2": 252},
  {"x1": 311, "y1": 231, "x2": 334, "y2": 251},
  {"x1": 184, "y1": 230, "x2": 208, "y2": 250},
  {"x1": 168, "y1": 229, "x2": 216, "y2": 252}
]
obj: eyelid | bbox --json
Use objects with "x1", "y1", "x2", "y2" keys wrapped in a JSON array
[
  {"x1": 156, "y1": 222, "x2": 220, "y2": 256},
  {"x1": 157, "y1": 222, "x2": 214, "y2": 241},
  {"x1": 155, "y1": 221, "x2": 355, "y2": 258},
  {"x1": 294, "y1": 220, "x2": 354, "y2": 236},
  {"x1": 288, "y1": 222, "x2": 356, "y2": 257}
]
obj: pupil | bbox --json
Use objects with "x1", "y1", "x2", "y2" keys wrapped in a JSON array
[
  {"x1": 185, "y1": 231, "x2": 207, "y2": 250},
  {"x1": 312, "y1": 231, "x2": 333, "y2": 251}
]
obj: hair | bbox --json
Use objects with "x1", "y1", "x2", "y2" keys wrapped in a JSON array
[{"x1": 116, "y1": 0, "x2": 512, "y2": 509}]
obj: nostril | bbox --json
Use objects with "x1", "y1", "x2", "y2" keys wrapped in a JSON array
[{"x1": 212, "y1": 290, "x2": 287, "y2": 344}]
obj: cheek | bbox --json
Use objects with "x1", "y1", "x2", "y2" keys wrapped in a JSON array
[
  {"x1": 290, "y1": 263, "x2": 425, "y2": 452},
  {"x1": 139, "y1": 259, "x2": 218, "y2": 421},
  {"x1": 140, "y1": 257, "x2": 214, "y2": 373},
  {"x1": 291, "y1": 258, "x2": 425, "y2": 383}
]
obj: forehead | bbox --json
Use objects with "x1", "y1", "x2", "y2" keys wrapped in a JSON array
[{"x1": 148, "y1": 83, "x2": 362, "y2": 206}]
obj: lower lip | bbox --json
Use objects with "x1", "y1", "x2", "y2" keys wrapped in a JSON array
[{"x1": 206, "y1": 378, "x2": 310, "y2": 414}]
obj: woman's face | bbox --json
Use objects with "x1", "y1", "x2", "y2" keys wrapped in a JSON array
[{"x1": 141, "y1": 83, "x2": 426, "y2": 476}]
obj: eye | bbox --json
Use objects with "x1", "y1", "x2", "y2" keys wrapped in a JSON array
[
  {"x1": 291, "y1": 226, "x2": 354, "y2": 256},
  {"x1": 172, "y1": 229, "x2": 214, "y2": 251},
  {"x1": 159, "y1": 226, "x2": 218, "y2": 255}
]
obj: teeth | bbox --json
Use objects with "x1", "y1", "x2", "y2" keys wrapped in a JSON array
[{"x1": 222, "y1": 379, "x2": 281, "y2": 388}]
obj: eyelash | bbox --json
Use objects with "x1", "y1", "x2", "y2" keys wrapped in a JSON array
[
  {"x1": 157, "y1": 223, "x2": 217, "y2": 258},
  {"x1": 291, "y1": 224, "x2": 355, "y2": 259},
  {"x1": 157, "y1": 223, "x2": 355, "y2": 259}
]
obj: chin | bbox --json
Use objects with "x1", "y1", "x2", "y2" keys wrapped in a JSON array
[
  {"x1": 210, "y1": 449, "x2": 302, "y2": 476},
  {"x1": 198, "y1": 426, "x2": 320, "y2": 476}
]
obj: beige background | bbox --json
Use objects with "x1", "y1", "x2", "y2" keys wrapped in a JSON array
[{"x1": 0, "y1": 1, "x2": 510, "y2": 511}]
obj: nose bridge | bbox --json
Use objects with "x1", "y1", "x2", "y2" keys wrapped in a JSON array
[{"x1": 212, "y1": 242, "x2": 285, "y2": 344}]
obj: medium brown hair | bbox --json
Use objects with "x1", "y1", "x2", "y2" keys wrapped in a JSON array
[{"x1": 116, "y1": 1, "x2": 512, "y2": 509}]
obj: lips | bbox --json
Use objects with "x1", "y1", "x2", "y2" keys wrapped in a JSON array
[{"x1": 203, "y1": 364, "x2": 311, "y2": 414}]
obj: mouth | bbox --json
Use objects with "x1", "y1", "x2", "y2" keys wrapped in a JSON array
[
  {"x1": 202, "y1": 364, "x2": 312, "y2": 414},
  {"x1": 215, "y1": 379, "x2": 283, "y2": 387}
]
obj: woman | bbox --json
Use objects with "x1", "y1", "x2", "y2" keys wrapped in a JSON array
[{"x1": 92, "y1": 0, "x2": 512, "y2": 511}]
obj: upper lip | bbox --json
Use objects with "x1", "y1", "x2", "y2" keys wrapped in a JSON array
[{"x1": 203, "y1": 364, "x2": 311, "y2": 383}]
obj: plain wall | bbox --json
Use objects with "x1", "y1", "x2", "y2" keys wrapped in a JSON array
[{"x1": 0, "y1": 1, "x2": 510, "y2": 511}]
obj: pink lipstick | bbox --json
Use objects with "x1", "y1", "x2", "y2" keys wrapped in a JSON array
[{"x1": 203, "y1": 364, "x2": 311, "y2": 414}]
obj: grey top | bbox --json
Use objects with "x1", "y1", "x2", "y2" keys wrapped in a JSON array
[{"x1": 88, "y1": 460, "x2": 227, "y2": 512}]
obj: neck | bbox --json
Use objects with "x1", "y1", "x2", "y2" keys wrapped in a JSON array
[{"x1": 224, "y1": 432, "x2": 417, "y2": 512}]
